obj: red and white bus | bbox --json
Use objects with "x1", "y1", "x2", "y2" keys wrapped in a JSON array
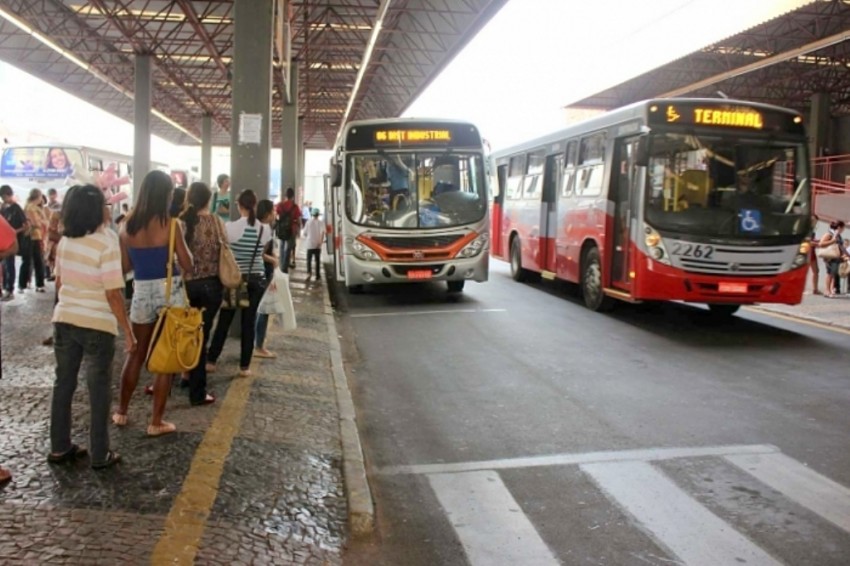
[
  {"x1": 326, "y1": 118, "x2": 489, "y2": 293},
  {"x1": 490, "y1": 98, "x2": 812, "y2": 316}
]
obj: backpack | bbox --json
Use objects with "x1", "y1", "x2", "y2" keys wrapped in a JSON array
[{"x1": 276, "y1": 203, "x2": 294, "y2": 239}]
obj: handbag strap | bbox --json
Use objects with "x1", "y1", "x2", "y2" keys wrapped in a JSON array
[
  {"x1": 247, "y1": 225, "x2": 263, "y2": 276},
  {"x1": 164, "y1": 219, "x2": 190, "y2": 305}
]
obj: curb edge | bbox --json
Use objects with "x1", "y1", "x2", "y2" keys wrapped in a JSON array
[{"x1": 321, "y1": 277, "x2": 375, "y2": 537}]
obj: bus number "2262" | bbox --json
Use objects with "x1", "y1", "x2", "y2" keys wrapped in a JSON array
[{"x1": 670, "y1": 243, "x2": 714, "y2": 259}]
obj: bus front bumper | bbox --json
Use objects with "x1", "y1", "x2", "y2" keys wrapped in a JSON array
[{"x1": 343, "y1": 253, "x2": 489, "y2": 286}]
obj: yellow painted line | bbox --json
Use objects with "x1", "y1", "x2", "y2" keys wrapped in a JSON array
[
  {"x1": 743, "y1": 306, "x2": 850, "y2": 336},
  {"x1": 150, "y1": 372, "x2": 256, "y2": 565}
]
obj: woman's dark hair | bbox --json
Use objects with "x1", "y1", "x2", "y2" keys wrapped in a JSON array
[
  {"x1": 830, "y1": 220, "x2": 846, "y2": 230},
  {"x1": 125, "y1": 170, "x2": 173, "y2": 235},
  {"x1": 257, "y1": 199, "x2": 274, "y2": 224},
  {"x1": 181, "y1": 182, "x2": 213, "y2": 247},
  {"x1": 169, "y1": 187, "x2": 187, "y2": 218},
  {"x1": 62, "y1": 184, "x2": 104, "y2": 238},
  {"x1": 237, "y1": 190, "x2": 258, "y2": 226},
  {"x1": 27, "y1": 188, "x2": 42, "y2": 203}
]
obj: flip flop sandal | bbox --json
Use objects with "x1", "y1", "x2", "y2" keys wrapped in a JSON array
[
  {"x1": 147, "y1": 422, "x2": 177, "y2": 437},
  {"x1": 47, "y1": 444, "x2": 88, "y2": 464},
  {"x1": 91, "y1": 451, "x2": 121, "y2": 470},
  {"x1": 112, "y1": 413, "x2": 129, "y2": 426}
]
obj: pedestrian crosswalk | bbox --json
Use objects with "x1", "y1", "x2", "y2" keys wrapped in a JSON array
[{"x1": 383, "y1": 445, "x2": 850, "y2": 566}]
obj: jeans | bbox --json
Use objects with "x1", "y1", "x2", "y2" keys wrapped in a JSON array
[
  {"x1": 208, "y1": 276, "x2": 266, "y2": 369},
  {"x1": 185, "y1": 277, "x2": 223, "y2": 404},
  {"x1": 50, "y1": 322, "x2": 115, "y2": 464},
  {"x1": 2, "y1": 255, "x2": 15, "y2": 293},
  {"x1": 19, "y1": 237, "x2": 45, "y2": 289},
  {"x1": 281, "y1": 237, "x2": 296, "y2": 273},
  {"x1": 307, "y1": 248, "x2": 321, "y2": 277}
]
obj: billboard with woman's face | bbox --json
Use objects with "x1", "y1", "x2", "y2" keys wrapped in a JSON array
[{"x1": 0, "y1": 146, "x2": 84, "y2": 179}]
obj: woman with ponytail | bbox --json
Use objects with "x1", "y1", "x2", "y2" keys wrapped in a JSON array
[
  {"x1": 179, "y1": 182, "x2": 223, "y2": 405},
  {"x1": 207, "y1": 189, "x2": 271, "y2": 377}
]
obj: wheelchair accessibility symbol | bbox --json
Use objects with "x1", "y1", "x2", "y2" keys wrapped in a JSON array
[{"x1": 739, "y1": 209, "x2": 762, "y2": 233}]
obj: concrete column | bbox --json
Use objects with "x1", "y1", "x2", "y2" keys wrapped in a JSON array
[
  {"x1": 133, "y1": 53, "x2": 152, "y2": 197},
  {"x1": 231, "y1": 0, "x2": 274, "y2": 209},
  {"x1": 201, "y1": 114, "x2": 213, "y2": 186},
  {"x1": 808, "y1": 91, "x2": 831, "y2": 160},
  {"x1": 281, "y1": 62, "x2": 299, "y2": 199},
  {"x1": 298, "y1": 115, "x2": 306, "y2": 202}
]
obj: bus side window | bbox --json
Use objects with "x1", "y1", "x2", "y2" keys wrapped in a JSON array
[
  {"x1": 89, "y1": 157, "x2": 103, "y2": 174},
  {"x1": 561, "y1": 169, "x2": 575, "y2": 197},
  {"x1": 505, "y1": 175, "x2": 522, "y2": 200},
  {"x1": 523, "y1": 174, "x2": 540, "y2": 200}
]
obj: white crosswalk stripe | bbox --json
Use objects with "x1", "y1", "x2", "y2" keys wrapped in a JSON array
[
  {"x1": 420, "y1": 445, "x2": 850, "y2": 566},
  {"x1": 429, "y1": 471, "x2": 559, "y2": 566}
]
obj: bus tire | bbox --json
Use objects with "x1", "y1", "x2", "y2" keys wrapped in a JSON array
[
  {"x1": 510, "y1": 237, "x2": 528, "y2": 282},
  {"x1": 708, "y1": 304, "x2": 740, "y2": 318},
  {"x1": 447, "y1": 280, "x2": 465, "y2": 293},
  {"x1": 581, "y1": 247, "x2": 614, "y2": 312}
]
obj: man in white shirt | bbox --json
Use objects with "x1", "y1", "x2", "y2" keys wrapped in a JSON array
[{"x1": 303, "y1": 208, "x2": 324, "y2": 280}]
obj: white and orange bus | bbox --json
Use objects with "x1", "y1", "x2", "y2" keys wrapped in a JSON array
[
  {"x1": 326, "y1": 118, "x2": 490, "y2": 293},
  {"x1": 490, "y1": 98, "x2": 812, "y2": 316}
]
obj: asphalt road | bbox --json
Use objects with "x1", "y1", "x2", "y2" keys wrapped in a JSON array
[{"x1": 337, "y1": 259, "x2": 850, "y2": 566}]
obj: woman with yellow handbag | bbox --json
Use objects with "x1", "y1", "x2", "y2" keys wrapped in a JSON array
[{"x1": 113, "y1": 171, "x2": 193, "y2": 436}]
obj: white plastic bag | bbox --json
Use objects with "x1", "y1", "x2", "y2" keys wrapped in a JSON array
[{"x1": 258, "y1": 269, "x2": 296, "y2": 331}]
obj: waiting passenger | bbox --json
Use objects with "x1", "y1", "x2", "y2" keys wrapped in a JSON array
[{"x1": 49, "y1": 184, "x2": 134, "y2": 469}]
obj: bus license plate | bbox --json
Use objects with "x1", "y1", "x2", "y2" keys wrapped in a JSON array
[
  {"x1": 407, "y1": 270, "x2": 433, "y2": 280},
  {"x1": 718, "y1": 282, "x2": 748, "y2": 293}
]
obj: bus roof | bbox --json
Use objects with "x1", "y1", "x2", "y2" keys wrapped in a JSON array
[{"x1": 490, "y1": 97, "x2": 804, "y2": 161}]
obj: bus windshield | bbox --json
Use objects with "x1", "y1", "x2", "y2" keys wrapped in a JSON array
[
  {"x1": 346, "y1": 152, "x2": 487, "y2": 229},
  {"x1": 644, "y1": 133, "x2": 810, "y2": 239}
]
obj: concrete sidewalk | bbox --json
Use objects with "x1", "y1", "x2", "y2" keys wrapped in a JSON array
[
  {"x1": 748, "y1": 278, "x2": 850, "y2": 330},
  {"x1": 0, "y1": 254, "x2": 371, "y2": 564}
]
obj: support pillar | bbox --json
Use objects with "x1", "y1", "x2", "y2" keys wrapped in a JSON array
[
  {"x1": 201, "y1": 114, "x2": 213, "y2": 186},
  {"x1": 133, "y1": 54, "x2": 152, "y2": 197},
  {"x1": 809, "y1": 91, "x2": 831, "y2": 160},
  {"x1": 281, "y1": 62, "x2": 299, "y2": 200},
  {"x1": 231, "y1": 0, "x2": 274, "y2": 208},
  {"x1": 298, "y1": 115, "x2": 306, "y2": 203}
]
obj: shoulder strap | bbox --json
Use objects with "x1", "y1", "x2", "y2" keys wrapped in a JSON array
[
  {"x1": 165, "y1": 219, "x2": 176, "y2": 303},
  {"x1": 248, "y1": 225, "x2": 263, "y2": 275}
]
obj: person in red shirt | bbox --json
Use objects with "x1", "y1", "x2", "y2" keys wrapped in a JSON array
[{"x1": 274, "y1": 187, "x2": 301, "y2": 273}]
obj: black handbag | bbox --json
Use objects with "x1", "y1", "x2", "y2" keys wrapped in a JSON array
[{"x1": 224, "y1": 226, "x2": 264, "y2": 309}]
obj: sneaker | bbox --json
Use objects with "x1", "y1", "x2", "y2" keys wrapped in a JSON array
[
  {"x1": 36, "y1": 287, "x2": 46, "y2": 293},
  {"x1": 42, "y1": 336, "x2": 53, "y2": 346},
  {"x1": 1, "y1": 293, "x2": 12, "y2": 302}
]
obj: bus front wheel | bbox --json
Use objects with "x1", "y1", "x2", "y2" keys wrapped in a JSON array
[
  {"x1": 581, "y1": 247, "x2": 614, "y2": 312},
  {"x1": 510, "y1": 237, "x2": 528, "y2": 282},
  {"x1": 447, "y1": 280, "x2": 465, "y2": 293}
]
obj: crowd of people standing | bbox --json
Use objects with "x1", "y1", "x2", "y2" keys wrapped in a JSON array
[
  {"x1": 810, "y1": 215, "x2": 850, "y2": 297},
  {"x1": 0, "y1": 173, "x2": 319, "y2": 485}
]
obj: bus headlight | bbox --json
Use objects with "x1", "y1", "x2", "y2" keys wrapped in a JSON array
[
  {"x1": 457, "y1": 233, "x2": 489, "y2": 258},
  {"x1": 790, "y1": 242, "x2": 810, "y2": 268},
  {"x1": 644, "y1": 224, "x2": 670, "y2": 265},
  {"x1": 348, "y1": 238, "x2": 380, "y2": 261}
]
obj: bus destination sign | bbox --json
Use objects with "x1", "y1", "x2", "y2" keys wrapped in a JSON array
[
  {"x1": 650, "y1": 101, "x2": 803, "y2": 135},
  {"x1": 374, "y1": 129, "x2": 452, "y2": 143}
]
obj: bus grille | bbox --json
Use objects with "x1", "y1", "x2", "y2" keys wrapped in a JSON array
[
  {"x1": 371, "y1": 235, "x2": 463, "y2": 249},
  {"x1": 676, "y1": 246, "x2": 786, "y2": 275}
]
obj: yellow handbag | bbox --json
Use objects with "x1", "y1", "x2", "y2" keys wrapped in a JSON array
[{"x1": 146, "y1": 220, "x2": 205, "y2": 374}]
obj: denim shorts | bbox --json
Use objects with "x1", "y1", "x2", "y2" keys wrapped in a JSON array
[{"x1": 130, "y1": 277, "x2": 185, "y2": 324}]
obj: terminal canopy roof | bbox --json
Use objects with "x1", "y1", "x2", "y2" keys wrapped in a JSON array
[
  {"x1": 566, "y1": 0, "x2": 850, "y2": 117},
  {"x1": 0, "y1": 0, "x2": 507, "y2": 148}
]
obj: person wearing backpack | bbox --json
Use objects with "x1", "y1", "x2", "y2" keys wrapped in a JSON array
[{"x1": 275, "y1": 187, "x2": 301, "y2": 273}]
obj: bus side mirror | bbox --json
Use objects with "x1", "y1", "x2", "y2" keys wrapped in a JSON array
[
  {"x1": 330, "y1": 162, "x2": 342, "y2": 187},
  {"x1": 635, "y1": 135, "x2": 650, "y2": 167}
]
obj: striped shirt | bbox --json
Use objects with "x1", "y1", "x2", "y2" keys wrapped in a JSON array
[
  {"x1": 225, "y1": 217, "x2": 271, "y2": 276},
  {"x1": 52, "y1": 228, "x2": 125, "y2": 335}
]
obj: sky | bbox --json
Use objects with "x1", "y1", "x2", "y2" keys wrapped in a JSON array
[{"x1": 0, "y1": 0, "x2": 812, "y2": 171}]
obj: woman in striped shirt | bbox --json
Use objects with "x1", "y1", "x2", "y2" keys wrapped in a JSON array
[
  {"x1": 49, "y1": 185, "x2": 135, "y2": 469},
  {"x1": 207, "y1": 190, "x2": 271, "y2": 377}
]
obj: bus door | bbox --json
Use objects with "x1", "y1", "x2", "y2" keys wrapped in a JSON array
[
  {"x1": 610, "y1": 136, "x2": 641, "y2": 290},
  {"x1": 540, "y1": 153, "x2": 563, "y2": 274},
  {"x1": 492, "y1": 164, "x2": 507, "y2": 259},
  {"x1": 323, "y1": 174, "x2": 340, "y2": 280}
]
